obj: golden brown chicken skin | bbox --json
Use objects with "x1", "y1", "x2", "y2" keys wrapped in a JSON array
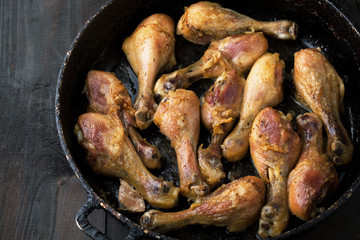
[
  {"x1": 288, "y1": 113, "x2": 338, "y2": 221},
  {"x1": 122, "y1": 13, "x2": 176, "y2": 129},
  {"x1": 85, "y1": 70, "x2": 161, "y2": 169},
  {"x1": 293, "y1": 48, "x2": 353, "y2": 166},
  {"x1": 222, "y1": 52, "x2": 284, "y2": 162},
  {"x1": 154, "y1": 32, "x2": 267, "y2": 99},
  {"x1": 249, "y1": 107, "x2": 301, "y2": 238},
  {"x1": 154, "y1": 89, "x2": 209, "y2": 201},
  {"x1": 177, "y1": 1, "x2": 298, "y2": 45},
  {"x1": 199, "y1": 68, "x2": 245, "y2": 188},
  {"x1": 140, "y1": 176, "x2": 265, "y2": 233},
  {"x1": 74, "y1": 112, "x2": 179, "y2": 209}
]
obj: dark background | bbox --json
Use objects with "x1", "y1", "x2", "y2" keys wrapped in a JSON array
[{"x1": 1, "y1": 0, "x2": 360, "y2": 239}]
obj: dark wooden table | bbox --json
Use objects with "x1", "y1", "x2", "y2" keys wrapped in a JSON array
[{"x1": 1, "y1": 0, "x2": 360, "y2": 239}]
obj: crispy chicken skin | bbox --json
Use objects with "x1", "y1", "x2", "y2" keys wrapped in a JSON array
[
  {"x1": 154, "y1": 32, "x2": 268, "y2": 99},
  {"x1": 249, "y1": 107, "x2": 301, "y2": 238},
  {"x1": 74, "y1": 112, "x2": 179, "y2": 209},
  {"x1": 85, "y1": 70, "x2": 161, "y2": 169},
  {"x1": 288, "y1": 113, "x2": 338, "y2": 221},
  {"x1": 154, "y1": 89, "x2": 209, "y2": 201},
  {"x1": 122, "y1": 13, "x2": 176, "y2": 129},
  {"x1": 222, "y1": 53, "x2": 284, "y2": 162},
  {"x1": 177, "y1": 1, "x2": 298, "y2": 45},
  {"x1": 140, "y1": 176, "x2": 265, "y2": 233},
  {"x1": 293, "y1": 48, "x2": 353, "y2": 166},
  {"x1": 199, "y1": 68, "x2": 245, "y2": 188}
]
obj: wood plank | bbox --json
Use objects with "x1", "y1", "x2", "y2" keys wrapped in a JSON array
[
  {"x1": 52, "y1": 176, "x2": 106, "y2": 240},
  {"x1": 0, "y1": 0, "x2": 107, "y2": 239}
]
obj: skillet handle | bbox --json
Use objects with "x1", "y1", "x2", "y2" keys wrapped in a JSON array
[
  {"x1": 76, "y1": 195, "x2": 110, "y2": 240},
  {"x1": 76, "y1": 195, "x2": 148, "y2": 240}
]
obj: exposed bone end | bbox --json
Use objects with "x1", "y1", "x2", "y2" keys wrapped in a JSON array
[
  {"x1": 132, "y1": 132, "x2": 162, "y2": 170},
  {"x1": 257, "y1": 205, "x2": 279, "y2": 238},
  {"x1": 140, "y1": 210, "x2": 161, "y2": 230},
  {"x1": 198, "y1": 144, "x2": 225, "y2": 189},
  {"x1": 186, "y1": 181, "x2": 210, "y2": 202},
  {"x1": 134, "y1": 92, "x2": 158, "y2": 130},
  {"x1": 154, "y1": 80, "x2": 169, "y2": 100},
  {"x1": 288, "y1": 22, "x2": 299, "y2": 40},
  {"x1": 135, "y1": 107, "x2": 155, "y2": 130},
  {"x1": 138, "y1": 144, "x2": 162, "y2": 170},
  {"x1": 258, "y1": 219, "x2": 271, "y2": 239},
  {"x1": 329, "y1": 139, "x2": 353, "y2": 166},
  {"x1": 264, "y1": 20, "x2": 298, "y2": 41},
  {"x1": 275, "y1": 21, "x2": 298, "y2": 40},
  {"x1": 148, "y1": 180, "x2": 180, "y2": 209},
  {"x1": 154, "y1": 73, "x2": 181, "y2": 100},
  {"x1": 127, "y1": 125, "x2": 162, "y2": 170}
]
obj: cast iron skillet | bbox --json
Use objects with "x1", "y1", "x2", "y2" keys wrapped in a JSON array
[{"x1": 55, "y1": 0, "x2": 360, "y2": 239}]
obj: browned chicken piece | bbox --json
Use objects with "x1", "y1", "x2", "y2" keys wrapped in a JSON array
[
  {"x1": 154, "y1": 32, "x2": 268, "y2": 99},
  {"x1": 122, "y1": 13, "x2": 176, "y2": 129},
  {"x1": 199, "y1": 69, "x2": 245, "y2": 188},
  {"x1": 288, "y1": 113, "x2": 339, "y2": 221},
  {"x1": 74, "y1": 112, "x2": 180, "y2": 209},
  {"x1": 177, "y1": 1, "x2": 298, "y2": 45},
  {"x1": 85, "y1": 70, "x2": 161, "y2": 169},
  {"x1": 293, "y1": 48, "x2": 353, "y2": 166},
  {"x1": 140, "y1": 176, "x2": 266, "y2": 233},
  {"x1": 118, "y1": 179, "x2": 145, "y2": 212},
  {"x1": 154, "y1": 89, "x2": 209, "y2": 201},
  {"x1": 249, "y1": 107, "x2": 301, "y2": 238},
  {"x1": 222, "y1": 53, "x2": 284, "y2": 162}
]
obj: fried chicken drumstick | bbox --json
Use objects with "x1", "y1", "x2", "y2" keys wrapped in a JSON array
[
  {"x1": 177, "y1": 1, "x2": 298, "y2": 45},
  {"x1": 140, "y1": 176, "x2": 265, "y2": 233}
]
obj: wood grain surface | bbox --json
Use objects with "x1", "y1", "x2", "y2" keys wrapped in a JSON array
[{"x1": 0, "y1": 0, "x2": 359, "y2": 239}]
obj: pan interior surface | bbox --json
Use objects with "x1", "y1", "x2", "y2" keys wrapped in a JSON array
[{"x1": 56, "y1": 0, "x2": 360, "y2": 239}]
